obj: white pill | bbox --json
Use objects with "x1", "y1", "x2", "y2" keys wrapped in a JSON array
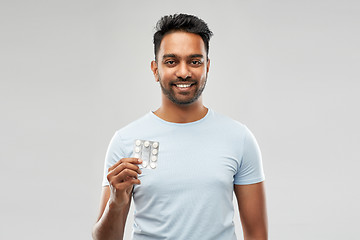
[
  {"x1": 152, "y1": 149, "x2": 158, "y2": 155},
  {"x1": 152, "y1": 142, "x2": 159, "y2": 148},
  {"x1": 150, "y1": 162, "x2": 157, "y2": 169},
  {"x1": 135, "y1": 147, "x2": 141, "y2": 153},
  {"x1": 135, "y1": 140, "x2": 141, "y2": 146},
  {"x1": 142, "y1": 161, "x2": 148, "y2": 168},
  {"x1": 151, "y1": 155, "x2": 157, "y2": 162},
  {"x1": 134, "y1": 153, "x2": 140, "y2": 158},
  {"x1": 144, "y1": 141, "x2": 150, "y2": 147}
]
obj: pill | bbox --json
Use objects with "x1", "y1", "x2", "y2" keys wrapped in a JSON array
[
  {"x1": 135, "y1": 147, "x2": 141, "y2": 153},
  {"x1": 133, "y1": 139, "x2": 159, "y2": 170},
  {"x1": 150, "y1": 162, "x2": 157, "y2": 169}
]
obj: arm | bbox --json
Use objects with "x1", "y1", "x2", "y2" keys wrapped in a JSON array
[
  {"x1": 92, "y1": 158, "x2": 142, "y2": 240},
  {"x1": 234, "y1": 182, "x2": 268, "y2": 240},
  {"x1": 92, "y1": 186, "x2": 130, "y2": 240}
]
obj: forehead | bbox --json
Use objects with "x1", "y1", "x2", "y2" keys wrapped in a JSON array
[{"x1": 158, "y1": 31, "x2": 206, "y2": 58}]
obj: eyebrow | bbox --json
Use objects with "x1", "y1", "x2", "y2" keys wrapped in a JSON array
[
  {"x1": 189, "y1": 54, "x2": 204, "y2": 59},
  {"x1": 162, "y1": 54, "x2": 176, "y2": 59},
  {"x1": 162, "y1": 54, "x2": 204, "y2": 60}
]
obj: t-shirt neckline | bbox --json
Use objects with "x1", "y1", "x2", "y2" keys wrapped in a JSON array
[{"x1": 149, "y1": 108, "x2": 212, "y2": 126}]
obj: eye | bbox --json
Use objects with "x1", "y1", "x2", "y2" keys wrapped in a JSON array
[
  {"x1": 165, "y1": 60, "x2": 176, "y2": 65},
  {"x1": 190, "y1": 60, "x2": 202, "y2": 66}
]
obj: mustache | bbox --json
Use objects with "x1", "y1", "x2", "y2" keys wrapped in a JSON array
[{"x1": 170, "y1": 77, "x2": 197, "y2": 84}]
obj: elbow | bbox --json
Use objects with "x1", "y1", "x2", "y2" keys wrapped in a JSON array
[{"x1": 92, "y1": 222, "x2": 100, "y2": 240}]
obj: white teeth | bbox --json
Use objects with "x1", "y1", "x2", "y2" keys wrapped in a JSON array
[{"x1": 176, "y1": 84, "x2": 191, "y2": 88}]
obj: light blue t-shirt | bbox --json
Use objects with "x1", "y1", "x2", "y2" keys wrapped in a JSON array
[{"x1": 102, "y1": 108, "x2": 265, "y2": 240}]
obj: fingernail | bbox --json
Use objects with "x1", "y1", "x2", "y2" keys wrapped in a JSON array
[{"x1": 138, "y1": 159, "x2": 142, "y2": 163}]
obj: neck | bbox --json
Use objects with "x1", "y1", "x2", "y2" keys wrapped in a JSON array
[{"x1": 154, "y1": 97, "x2": 208, "y2": 123}]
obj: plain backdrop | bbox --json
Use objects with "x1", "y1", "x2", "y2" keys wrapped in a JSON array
[{"x1": 1, "y1": 0, "x2": 359, "y2": 239}]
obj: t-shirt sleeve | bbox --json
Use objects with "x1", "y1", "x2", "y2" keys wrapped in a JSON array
[
  {"x1": 101, "y1": 131, "x2": 126, "y2": 186},
  {"x1": 234, "y1": 126, "x2": 265, "y2": 185}
]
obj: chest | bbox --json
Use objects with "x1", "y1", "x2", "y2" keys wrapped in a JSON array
[{"x1": 133, "y1": 138, "x2": 240, "y2": 197}]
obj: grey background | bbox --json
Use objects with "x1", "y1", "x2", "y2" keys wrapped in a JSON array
[{"x1": 1, "y1": 0, "x2": 359, "y2": 239}]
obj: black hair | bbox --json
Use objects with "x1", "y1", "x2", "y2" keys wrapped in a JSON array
[{"x1": 153, "y1": 13, "x2": 213, "y2": 60}]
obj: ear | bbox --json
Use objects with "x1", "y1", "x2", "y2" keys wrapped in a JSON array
[
  {"x1": 151, "y1": 60, "x2": 159, "y2": 82},
  {"x1": 206, "y1": 58, "x2": 210, "y2": 74}
]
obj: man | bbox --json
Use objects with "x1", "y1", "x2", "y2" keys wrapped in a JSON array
[{"x1": 93, "y1": 14, "x2": 267, "y2": 240}]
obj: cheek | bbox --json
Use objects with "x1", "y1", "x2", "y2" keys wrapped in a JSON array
[
  {"x1": 197, "y1": 69, "x2": 208, "y2": 79},
  {"x1": 159, "y1": 70, "x2": 173, "y2": 80}
]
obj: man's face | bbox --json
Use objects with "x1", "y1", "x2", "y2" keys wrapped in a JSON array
[{"x1": 151, "y1": 31, "x2": 210, "y2": 105}]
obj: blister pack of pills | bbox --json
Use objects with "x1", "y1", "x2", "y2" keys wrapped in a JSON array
[{"x1": 133, "y1": 139, "x2": 159, "y2": 169}]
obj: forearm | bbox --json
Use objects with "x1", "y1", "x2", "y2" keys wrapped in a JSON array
[{"x1": 92, "y1": 200, "x2": 130, "y2": 240}]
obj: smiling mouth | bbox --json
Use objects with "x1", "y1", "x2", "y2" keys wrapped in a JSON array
[{"x1": 172, "y1": 82, "x2": 196, "y2": 89}]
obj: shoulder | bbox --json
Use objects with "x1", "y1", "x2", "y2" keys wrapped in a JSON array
[
  {"x1": 114, "y1": 112, "x2": 154, "y2": 137},
  {"x1": 209, "y1": 109, "x2": 247, "y2": 132},
  {"x1": 204, "y1": 109, "x2": 255, "y2": 146}
]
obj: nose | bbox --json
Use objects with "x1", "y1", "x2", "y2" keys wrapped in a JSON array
[{"x1": 175, "y1": 62, "x2": 191, "y2": 79}]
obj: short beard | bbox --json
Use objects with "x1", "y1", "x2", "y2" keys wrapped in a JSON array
[{"x1": 158, "y1": 75, "x2": 207, "y2": 105}]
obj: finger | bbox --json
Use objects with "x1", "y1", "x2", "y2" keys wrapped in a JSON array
[
  {"x1": 121, "y1": 158, "x2": 143, "y2": 164},
  {"x1": 115, "y1": 178, "x2": 141, "y2": 190},
  {"x1": 108, "y1": 158, "x2": 142, "y2": 172},
  {"x1": 112, "y1": 177, "x2": 141, "y2": 192},
  {"x1": 109, "y1": 168, "x2": 139, "y2": 185},
  {"x1": 117, "y1": 168, "x2": 140, "y2": 181},
  {"x1": 107, "y1": 162, "x2": 142, "y2": 182},
  {"x1": 111, "y1": 161, "x2": 142, "y2": 176}
]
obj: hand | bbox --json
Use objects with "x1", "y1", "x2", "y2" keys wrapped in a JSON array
[{"x1": 106, "y1": 158, "x2": 142, "y2": 209}]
